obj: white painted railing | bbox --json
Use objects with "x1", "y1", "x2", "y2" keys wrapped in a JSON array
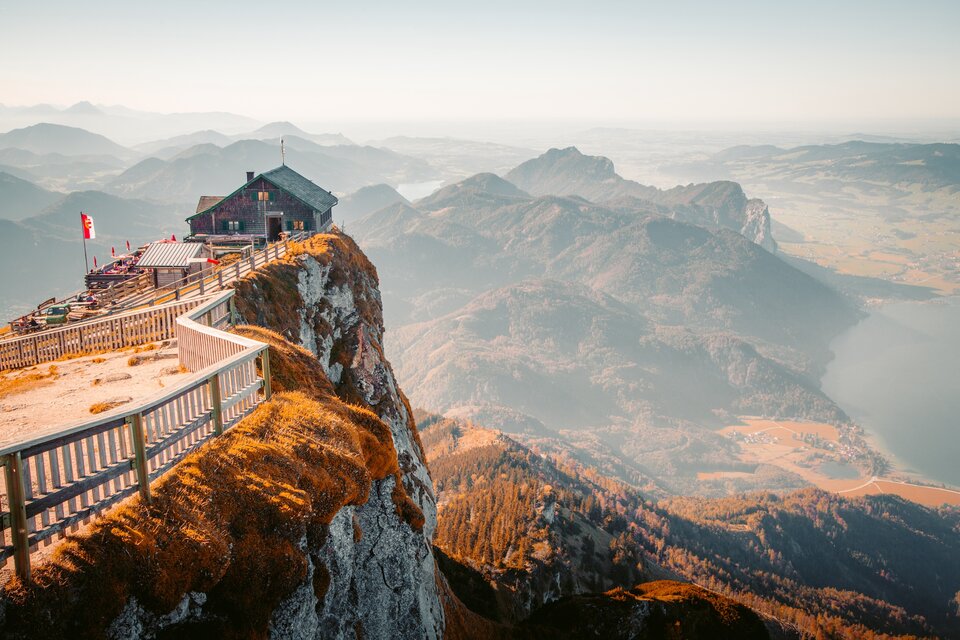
[
  {"x1": 0, "y1": 297, "x2": 205, "y2": 371},
  {"x1": 0, "y1": 230, "x2": 316, "y2": 370},
  {"x1": 0, "y1": 289, "x2": 271, "y2": 581}
]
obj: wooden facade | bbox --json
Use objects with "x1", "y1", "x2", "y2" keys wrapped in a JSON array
[{"x1": 187, "y1": 166, "x2": 336, "y2": 243}]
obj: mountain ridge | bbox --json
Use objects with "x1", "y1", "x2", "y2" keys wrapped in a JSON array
[{"x1": 505, "y1": 147, "x2": 776, "y2": 250}]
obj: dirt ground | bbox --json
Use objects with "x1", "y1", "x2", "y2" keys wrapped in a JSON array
[{"x1": 0, "y1": 341, "x2": 189, "y2": 450}]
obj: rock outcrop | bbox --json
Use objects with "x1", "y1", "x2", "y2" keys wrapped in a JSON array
[
  {"x1": 233, "y1": 232, "x2": 444, "y2": 639},
  {"x1": 0, "y1": 232, "x2": 443, "y2": 640}
]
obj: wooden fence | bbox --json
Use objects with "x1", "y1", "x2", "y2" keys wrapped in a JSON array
[
  {"x1": 0, "y1": 297, "x2": 205, "y2": 371},
  {"x1": 0, "y1": 231, "x2": 314, "y2": 370},
  {"x1": 114, "y1": 230, "x2": 315, "y2": 311},
  {"x1": 0, "y1": 290, "x2": 271, "y2": 581},
  {"x1": 0, "y1": 230, "x2": 316, "y2": 369}
]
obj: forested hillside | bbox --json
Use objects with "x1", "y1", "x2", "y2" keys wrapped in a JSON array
[{"x1": 424, "y1": 415, "x2": 960, "y2": 639}]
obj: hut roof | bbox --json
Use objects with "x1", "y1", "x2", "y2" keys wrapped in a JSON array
[
  {"x1": 187, "y1": 165, "x2": 338, "y2": 221},
  {"x1": 195, "y1": 196, "x2": 224, "y2": 213},
  {"x1": 138, "y1": 241, "x2": 206, "y2": 268}
]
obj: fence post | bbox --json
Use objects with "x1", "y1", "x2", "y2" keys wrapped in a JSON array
[
  {"x1": 199, "y1": 276, "x2": 205, "y2": 296},
  {"x1": 129, "y1": 414, "x2": 151, "y2": 504},
  {"x1": 229, "y1": 296, "x2": 238, "y2": 325},
  {"x1": 4, "y1": 452, "x2": 32, "y2": 582},
  {"x1": 217, "y1": 271, "x2": 224, "y2": 289},
  {"x1": 261, "y1": 348, "x2": 272, "y2": 400},
  {"x1": 249, "y1": 254, "x2": 255, "y2": 271},
  {"x1": 209, "y1": 374, "x2": 223, "y2": 436}
]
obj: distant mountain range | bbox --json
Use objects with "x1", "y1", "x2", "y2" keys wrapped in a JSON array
[
  {"x1": 133, "y1": 122, "x2": 355, "y2": 159},
  {"x1": 355, "y1": 168, "x2": 854, "y2": 360},
  {"x1": 0, "y1": 102, "x2": 261, "y2": 144},
  {"x1": 675, "y1": 140, "x2": 960, "y2": 191},
  {"x1": 373, "y1": 136, "x2": 537, "y2": 179},
  {"x1": 336, "y1": 183, "x2": 410, "y2": 225},
  {"x1": 0, "y1": 123, "x2": 136, "y2": 160},
  {"x1": 345, "y1": 151, "x2": 865, "y2": 498},
  {"x1": 506, "y1": 147, "x2": 776, "y2": 250},
  {"x1": 393, "y1": 277, "x2": 847, "y2": 433},
  {"x1": 106, "y1": 137, "x2": 437, "y2": 202},
  {"x1": 0, "y1": 171, "x2": 61, "y2": 220},
  {"x1": 0, "y1": 119, "x2": 440, "y2": 199}
]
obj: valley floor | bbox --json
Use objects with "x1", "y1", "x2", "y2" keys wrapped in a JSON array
[{"x1": 708, "y1": 416, "x2": 960, "y2": 507}]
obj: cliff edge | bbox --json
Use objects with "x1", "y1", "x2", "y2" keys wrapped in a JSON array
[{"x1": 0, "y1": 232, "x2": 443, "y2": 639}]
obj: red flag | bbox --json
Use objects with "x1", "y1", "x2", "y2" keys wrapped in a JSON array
[
  {"x1": 171, "y1": 234, "x2": 176, "y2": 241},
  {"x1": 81, "y1": 213, "x2": 96, "y2": 240},
  {"x1": 126, "y1": 240, "x2": 131, "y2": 251},
  {"x1": 207, "y1": 258, "x2": 221, "y2": 265},
  {"x1": 93, "y1": 256, "x2": 98, "y2": 269},
  {"x1": 111, "y1": 246, "x2": 116, "y2": 257}
]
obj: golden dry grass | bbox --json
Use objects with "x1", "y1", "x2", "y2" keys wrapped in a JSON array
[
  {"x1": 0, "y1": 326, "x2": 418, "y2": 639},
  {"x1": 838, "y1": 479, "x2": 960, "y2": 507},
  {"x1": 88, "y1": 399, "x2": 128, "y2": 414},
  {"x1": 0, "y1": 365, "x2": 59, "y2": 399},
  {"x1": 2, "y1": 389, "x2": 402, "y2": 639}
]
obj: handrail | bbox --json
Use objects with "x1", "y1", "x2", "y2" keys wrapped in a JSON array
[
  {"x1": 0, "y1": 294, "x2": 222, "y2": 371},
  {"x1": 117, "y1": 229, "x2": 315, "y2": 310},
  {"x1": 0, "y1": 289, "x2": 273, "y2": 581},
  {"x1": 1, "y1": 229, "x2": 318, "y2": 351}
]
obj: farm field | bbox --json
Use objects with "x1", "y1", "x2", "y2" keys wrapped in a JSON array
[{"x1": 712, "y1": 417, "x2": 960, "y2": 507}]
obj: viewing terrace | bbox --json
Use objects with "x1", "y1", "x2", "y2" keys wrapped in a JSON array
[{"x1": 0, "y1": 232, "x2": 317, "y2": 582}]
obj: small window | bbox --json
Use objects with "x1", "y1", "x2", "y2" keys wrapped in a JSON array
[
  {"x1": 226, "y1": 220, "x2": 241, "y2": 232},
  {"x1": 294, "y1": 220, "x2": 305, "y2": 230}
]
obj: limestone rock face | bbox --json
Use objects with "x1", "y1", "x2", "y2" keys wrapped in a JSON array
[
  {"x1": 280, "y1": 246, "x2": 443, "y2": 639},
  {"x1": 94, "y1": 234, "x2": 446, "y2": 640},
  {"x1": 742, "y1": 198, "x2": 777, "y2": 253}
]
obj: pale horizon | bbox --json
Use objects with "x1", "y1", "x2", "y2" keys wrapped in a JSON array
[{"x1": 3, "y1": 0, "x2": 959, "y2": 126}]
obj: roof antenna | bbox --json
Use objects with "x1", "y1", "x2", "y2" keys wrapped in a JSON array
[{"x1": 281, "y1": 137, "x2": 286, "y2": 166}]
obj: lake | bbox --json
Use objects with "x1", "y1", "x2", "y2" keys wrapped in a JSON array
[
  {"x1": 396, "y1": 180, "x2": 445, "y2": 201},
  {"x1": 822, "y1": 296, "x2": 960, "y2": 487}
]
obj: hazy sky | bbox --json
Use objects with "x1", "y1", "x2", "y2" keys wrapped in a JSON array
[{"x1": 2, "y1": 0, "x2": 958, "y2": 124}]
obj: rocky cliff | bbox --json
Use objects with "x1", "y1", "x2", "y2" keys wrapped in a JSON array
[
  {"x1": 0, "y1": 233, "x2": 444, "y2": 640},
  {"x1": 233, "y1": 233, "x2": 444, "y2": 640}
]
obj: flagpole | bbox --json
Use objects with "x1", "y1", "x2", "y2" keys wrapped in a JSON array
[{"x1": 81, "y1": 211, "x2": 89, "y2": 274}]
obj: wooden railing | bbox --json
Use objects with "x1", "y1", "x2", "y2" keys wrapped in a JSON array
[
  {"x1": 116, "y1": 230, "x2": 315, "y2": 310},
  {"x1": 0, "y1": 289, "x2": 271, "y2": 581},
  {"x1": 1, "y1": 230, "x2": 317, "y2": 364},
  {"x1": 0, "y1": 297, "x2": 206, "y2": 371}
]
